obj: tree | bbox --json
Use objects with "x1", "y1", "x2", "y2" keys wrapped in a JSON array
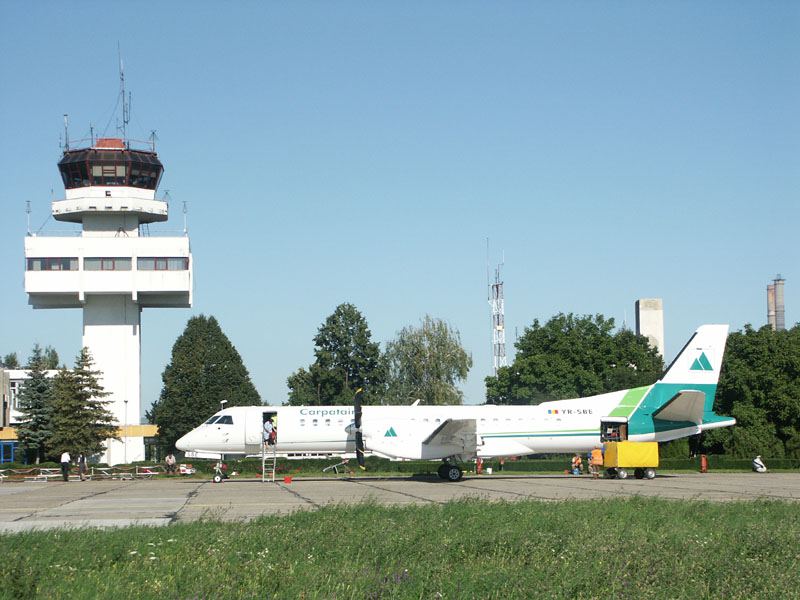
[
  {"x1": 287, "y1": 303, "x2": 385, "y2": 405},
  {"x1": 703, "y1": 324, "x2": 800, "y2": 457},
  {"x1": 384, "y1": 315, "x2": 472, "y2": 405},
  {"x1": 14, "y1": 345, "x2": 53, "y2": 464},
  {"x1": 2, "y1": 352, "x2": 19, "y2": 368},
  {"x1": 48, "y1": 347, "x2": 118, "y2": 459},
  {"x1": 485, "y1": 313, "x2": 663, "y2": 405},
  {"x1": 149, "y1": 315, "x2": 262, "y2": 451},
  {"x1": 42, "y1": 346, "x2": 60, "y2": 370}
]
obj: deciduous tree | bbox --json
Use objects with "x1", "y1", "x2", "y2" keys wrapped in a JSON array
[
  {"x1": 2, "y1": 352, "x2": 19, "y2": 368},
  {"x1": 703, "y1": 324, "x2": 800, "y2": 457},
  {"x1": 287, "y1": 303, "x2": 385, "y2": 405},
  {"x1": 384, "y1": 316, "x2": 472, "y2": 405},
  {"x1": 485, "y1": 313, "x2": 663, "y2": 404}
]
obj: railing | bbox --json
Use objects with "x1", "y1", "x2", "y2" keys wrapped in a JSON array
[{"x1": 28, "y1": 229, "x2": 188, "y2": 238}]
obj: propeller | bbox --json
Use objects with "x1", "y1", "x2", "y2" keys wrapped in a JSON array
[{"x1": 354, "y1": 387, "x2": 366, "y2": 470}]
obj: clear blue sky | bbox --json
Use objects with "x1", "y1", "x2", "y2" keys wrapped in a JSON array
[{"x1": 1, "y1": 3, "x2": 798, "y2": 418}]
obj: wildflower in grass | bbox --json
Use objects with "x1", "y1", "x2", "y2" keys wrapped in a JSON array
[{"x1": 129, "y1": 551, "x2": 138, "y2": 555}]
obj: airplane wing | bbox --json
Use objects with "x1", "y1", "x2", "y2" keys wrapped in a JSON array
[
  {"x1": 422, "y1": 419, "x2": 477, "y2": 447},
  {"x1": 652, "y1": 390, "x2": 706, "y2": 425}
]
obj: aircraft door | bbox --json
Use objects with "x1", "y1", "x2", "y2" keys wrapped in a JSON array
[
  {"x1": 600, "y1": 417, "x2": 628, "y2": 442},
  {"x1": 245, "y1": 409, "x2": 267, "y2": 445}
]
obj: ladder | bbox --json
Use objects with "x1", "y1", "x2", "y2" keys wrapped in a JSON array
[{"x1": 261, "y1": 443, "x2": 276, "y2": 483}]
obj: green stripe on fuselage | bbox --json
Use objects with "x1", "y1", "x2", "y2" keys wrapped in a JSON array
[{"x1": 607, "y1": 386, "x2": 650, "y2": 417}]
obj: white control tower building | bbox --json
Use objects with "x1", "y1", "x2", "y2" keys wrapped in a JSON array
[{"x1": 24, "y1": 137, "x2": 192, "y2": 464}]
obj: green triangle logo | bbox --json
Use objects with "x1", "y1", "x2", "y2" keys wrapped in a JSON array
[
  {"x1": 690, "y1": 352, "x2": 713, "y2": 371},
  {"x1": 384, "y1": 427, "x2": 397, "y2": 437}
]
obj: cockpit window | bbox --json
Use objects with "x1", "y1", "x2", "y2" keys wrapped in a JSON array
[
  {"x1": 217, "y1": 415, "x2": 234, "y2": 425},
  {"x1": 204, "y1": 416, "x2": 220, "y2": 425}
]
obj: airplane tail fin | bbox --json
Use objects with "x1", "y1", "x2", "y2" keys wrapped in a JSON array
[
  {"x1": 658, "y1": 324, "x2": 729, "y2": 386},
  {"x1": 627, "y1": 324, "x2": 734, "y2": 439}
]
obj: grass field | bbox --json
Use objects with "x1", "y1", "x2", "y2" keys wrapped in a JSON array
[{"x1": 2, "y1": 497, "x2": 799, "y2": 599}]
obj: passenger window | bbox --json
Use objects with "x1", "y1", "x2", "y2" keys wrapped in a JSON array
[
  {"x1": 313, "y1": 419, "x2": 318, "y2": 426},
  {"x1": 435, "y1": 418, "x2": 441, "y2": 423},
  {"x1": 325, "y1": 419, "x2": 331, "y2": 426},
  {"x1": 300, "y1": 419, "x2": 305, "y2": 426}
]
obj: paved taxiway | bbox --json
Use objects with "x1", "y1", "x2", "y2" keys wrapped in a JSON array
[{"x1": 1, "y1": 473, "x2": 798, "y2": 532}]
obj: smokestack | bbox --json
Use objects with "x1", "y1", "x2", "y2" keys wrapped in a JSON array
[
  {"x1": 774, "y1": 275, "x2": 785, "y2": 332},
  {"x1": 768, "y1": 283, "x2": 776, "y2": 330}
]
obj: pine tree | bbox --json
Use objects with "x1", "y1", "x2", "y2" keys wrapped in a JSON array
[
  {"x1": 14, "y1": 344, "x2": 53, "y2": 464},
  {"x1": 149, "y1": 315, "x2": 262, "y2": 451},
  {"x1": 48, "y1": 348, "x2": 118, "y2": 459}
]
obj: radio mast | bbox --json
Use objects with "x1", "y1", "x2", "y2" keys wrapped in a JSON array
[{"x1": 487, "y1": 241, "x2": 507, "y2": 376}]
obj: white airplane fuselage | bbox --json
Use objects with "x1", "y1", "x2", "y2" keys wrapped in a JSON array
[{"x1": 175, "y1": 325, "x2": 735, "y2": 462}]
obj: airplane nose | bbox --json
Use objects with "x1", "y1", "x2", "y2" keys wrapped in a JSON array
[{"x1": 175, "y1": 431, "x2": 192, "y2": 452}]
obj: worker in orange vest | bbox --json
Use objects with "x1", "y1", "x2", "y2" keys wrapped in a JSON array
[
  {"x1": 571, "y1": 453, "x2": 583, "y2": 475},
  {"x1": 590, "y1": 446, "x2": 604, "y2": 479}
]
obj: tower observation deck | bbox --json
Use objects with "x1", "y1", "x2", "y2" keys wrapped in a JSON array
[{"x1": 24, "y1": 137, "x2": 192, "y2": 465}]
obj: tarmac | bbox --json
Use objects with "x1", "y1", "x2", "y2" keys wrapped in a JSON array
[{"x1": 1, "y1": 472, "x2": 799, "y2": 533}]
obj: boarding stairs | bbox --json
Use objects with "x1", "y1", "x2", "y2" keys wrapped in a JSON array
[{"x1": 261, "y1": 443, "x2": 277, "y2": 483}]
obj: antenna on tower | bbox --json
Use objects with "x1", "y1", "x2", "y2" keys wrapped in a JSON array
[
  {"x1": 26, "y1": 200, "x2": 31, "y2": 236},
  {"x1": 63, "y1": 114, "x2": 70, "y2": 150},
  {"x1": 182, "y1": 200, "x2": 188, "y2": 235},
  {"x1": 90, "y1": 123, "x2": 95, "y2": 146},
  {"x1": 117, "y1": 44, "x2": 131, "y2": 143},
  {"x1": 149, "y1": 130, "x2": 158, "y2": 152},
  {"x1": 487, "y1": 240, "x2": 507, "y2": 376}
]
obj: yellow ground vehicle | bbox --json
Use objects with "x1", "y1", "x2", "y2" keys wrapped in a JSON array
[{"x1": 603, "y1": 441, "x2": 659, "y2": 479}]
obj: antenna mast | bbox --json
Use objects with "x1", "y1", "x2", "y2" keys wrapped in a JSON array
[
  {"x1": 63, "y1": 114, "x2": 69, "y2": 150},
  {"x1": 26, "y1": 200, "x2": 31, "y2": 236},
  {"x1": 118, "y1": 45, "x2": 131, "y2": 143},
  {"x1": 488, "y1": 243, "x2": 507, "y2": 376}
]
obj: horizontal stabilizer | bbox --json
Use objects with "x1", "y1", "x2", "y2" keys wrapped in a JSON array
[
  {"x1": 653, "y1": 390, "x2": 705, "y2": 425},
  {"x1": 422, "y1": 419, "x2": 476, "y2": 446}
]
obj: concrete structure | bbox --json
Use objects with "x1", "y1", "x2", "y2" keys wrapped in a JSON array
[
  {"x1": 1, "y1": 368, "x2": 59, "y2": 428},
  {"x1": 635, "y1": 298, "x2": 665, "y2": 357},
  {"x1": 24, "y1": 137, "x2": 192, "y2": 465},
  {"x1": 0, "y1": 473, "x2": 798, "y2": 531},
  {"x1": 768, "y1": 275, "x2": 786, "y2": 331}
]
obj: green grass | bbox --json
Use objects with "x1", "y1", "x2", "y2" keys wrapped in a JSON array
[{"x1": 2, "y1": 497, "x2": 799, "y2": 599}]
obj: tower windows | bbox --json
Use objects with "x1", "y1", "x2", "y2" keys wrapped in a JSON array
[
  {"x1": 137, "y1": 257, "x2": 189, "y2": 271},
  {"x1": 26, "y1": 257, "x2": 78, "y2": 271},
  {"x1": 84, "y1": 257, "x2": 132, "y2": 271}
]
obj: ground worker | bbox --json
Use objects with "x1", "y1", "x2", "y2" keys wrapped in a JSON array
[
  {"x1": 571, "y1": 453, "x2": 583, "y2": 475},
  {"x1": 590, "y1": 446, "x2": 604, "y2": 479}
]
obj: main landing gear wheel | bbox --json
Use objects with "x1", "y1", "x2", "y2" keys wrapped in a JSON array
[
  {"x1": 644, "y1": 468, "x2": 656, "y2": 480},
  {"x1": 438, "y1": 464, "x2": 462, "y2": 482},
  {"x1": 615, "y1": 468, "x2": 629, "y2": 480},
  {"x1": 212, "y1": 474, "x2": 223, "y2": 484}
]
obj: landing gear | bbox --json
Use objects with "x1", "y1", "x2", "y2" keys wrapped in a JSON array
[
  {"x1": 616, "y1": 468, "x2": 629, "y2": 480},
  {"x1": 437, "y1": 463, "x2": 463, "y2": 482},
  {"x1": 644, "y1": 468, "x2": 656, "y2": 480}
]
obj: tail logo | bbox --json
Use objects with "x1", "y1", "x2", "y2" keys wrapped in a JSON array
[
  {"x1": 384, "y1": 427, "x2": 398, "y2": 437},
  {"x1": 690, "y1": 352, "x2": 713, "y2": 371}
]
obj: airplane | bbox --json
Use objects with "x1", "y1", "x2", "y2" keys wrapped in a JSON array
[{"x1": 176, "y1": 323, "x2": 734, "y2": 481}]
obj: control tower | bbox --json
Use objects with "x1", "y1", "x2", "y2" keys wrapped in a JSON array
[{"x1": 24, "y1": 137, "x2": 192, "y2": 464}]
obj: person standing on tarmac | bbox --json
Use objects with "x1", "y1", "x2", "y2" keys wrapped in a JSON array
[
  {"x1": 60, "y1": 451, "x2": 71, "y2": 482},
  {"x1": 590, "y1": 446, "x2": 604, "y2": 479}
]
